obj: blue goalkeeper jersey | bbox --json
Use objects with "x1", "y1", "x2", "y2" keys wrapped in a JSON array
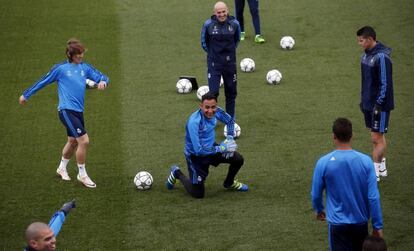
[
  {"x1": 184, "y1": 107, "x2": 234, "y2": 156},
  {"x1": 22, "y1": 60, "x2": 109, "y2": 112},
  {"x1": 311, "y1": 149, "x2": 383, "y2": 230}
]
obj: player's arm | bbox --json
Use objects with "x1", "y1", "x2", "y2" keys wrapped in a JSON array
[
  {"x1": 19, "y1": 65, "x2": 60, "y2": 105},
  {"x1": 215, "y1": 107, "x2": 235, "y2": 138},
  {"x1": 366, "y1": 161, "x2": 384, "y2": 232},
  {"x1": 233, "y1": 19, "x2": 241, "y2": 47},
  {"x1": 201, "y1": 20, "x2": 210, "y2": 53},
  {"x1": 375, "y1": 53, "x2": 392, "y2": 108},
  {"x1": 311, "y1": 159, "x2": 326, "y2": 218},
  {"x1": 48, "y1": 200, "x2": 75, "y2": 236},
  {"x1": 187, "y1": 115, "x2": 222, "y2": 155},
  {"x1": 84, "y1": 63, "x2": 109, "y2": 90}
]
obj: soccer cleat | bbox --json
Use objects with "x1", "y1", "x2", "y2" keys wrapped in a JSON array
[
  {"x1": 379, "y1": 158, "x2": 388, "y2": 177},
  {"x1": 254, "y1": 35, "x2": 265, "y2": 44},
  {"x1": 224, "y1": 180, "x2": 248, "y2": 192},
  {"x1": 166, "y1": 165, "x2": 180, "y2": 190},
  {"x1": 77, "y1": 174, "x2": 96, "y2": 188},
  {"x1": 56, "y1": 168, "x2": 71, "y2": 181},
  {"x1": 240, "y1": 32, "x2": 246, "y2": 41}
]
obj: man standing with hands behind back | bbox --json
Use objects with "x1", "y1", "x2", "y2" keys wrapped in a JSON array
[
  {"x1": 357, "y1": 26, "x2": 394, "y2": 182},
  {"x1": 201, "y1": 1, "x2": 241, "y2": 119}
]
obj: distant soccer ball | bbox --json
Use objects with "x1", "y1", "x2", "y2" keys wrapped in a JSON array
[
  {"x1": 196, "y1": 85, "x2": 210, "y2": 100},
  {"x1": 134, "y1": 171, "x2": 153, "y2": 190},
  {"x1": 86, "y1": 79, "x2": 96, "y2": 88},
  {"x1": 240, "y1": 58, "x2": 255, "y2": 72},
  {"x1": 220, "y1": 76, "x2": 224, "y2": 88},
  {"x1": 266, "y1": 69, "x2": 282, "y2": 85},
  {"x1": 280, "y1": 36, "x2": 295, "y2": 50},
  {"x1": 224, "y1": 123, "x2": 241, "y2": 138},
  {"x1": 176, "y1": 79, "x2": 192, "y2": 94}
]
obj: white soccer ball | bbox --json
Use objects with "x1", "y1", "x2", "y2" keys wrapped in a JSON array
[
  {"x1": 266, "y1": 69, "x2": 282, "y2": 85},
  {"x1": 134, "y1": 171, "x2": 153, "y2": 190},
  {"x1": 280, "y1": 36, "x2": 295, "y2": 50},
  {"x1": 196, "y1": 85, "x2": 210, "y2": 100},
  {"x1": 86, "y1": 79, "x2": 96, "y2": 88},
  {"x1": 224, "y1": 123, "x2": 241, "y2": 138},
  {"x1": 176, "y1": 79, "x2": 192, "y2": 94},
  {"x1": 240, "y1": 58, "x2": 255, "y2": 72}
]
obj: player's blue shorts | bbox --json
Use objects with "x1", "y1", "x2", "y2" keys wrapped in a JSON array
[
  {"x1": 185, "y1": 151, "x2": 243, "y2": 184},
  {"x1": 58, "y1": 109, "x2": 86, "y2": 138},
  {"x1": 363, "y1": 110, "x2": 390, "y2": 133}
]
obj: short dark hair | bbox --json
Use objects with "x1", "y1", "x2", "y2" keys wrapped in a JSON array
[
  {"x1": 201, "y1": 92, "x2": 217, "y2": 103},
  {"x1": 357, "y1": 26, "x2": 376, "y2": 40},
  {"x1": 362, "y1": 235, "x2": 387, "y2": 251},
  {"x1": 332, "y1": 117, "x2": 352, "y2": 142},
  {"x1": 66, "y1": 38, "x2": 86, "y2": 61}
]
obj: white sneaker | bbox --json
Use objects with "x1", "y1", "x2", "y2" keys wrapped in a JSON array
[
  {"x1": 379, "y1": 158, "x2": 388, "y2": 177},
  {"x1": 57, "y1": 168, "x2": 71, "y2": 181},
  {"x1": 77, "y1": 174, "x2": 96, "y2": 188}
]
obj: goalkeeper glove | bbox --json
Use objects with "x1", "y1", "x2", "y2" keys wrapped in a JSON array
[{"x1": 60, "y1": 199, "x2": 76, "y2": 216}]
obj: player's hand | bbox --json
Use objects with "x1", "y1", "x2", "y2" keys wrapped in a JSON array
[
  {"x1": 19, "y1": 95, "x2": 27, "y2": 105},
  {"x1": 316, "y1": 211, "x2": 326, "y2": 221},
  {"x1": 97, "y1": 81, "x2": 107, "y2": 90},
  {"x1": 225, "y1": 138, "x2": 237, "y2": 152},
  {"x1": 372, "y1": 229, "x2": 384, "y2": 238},
  {"x1": 216, "y1": 141, "x2": 228, "y2": 153},
  {"x1": 60, "y1": 199, "x2": 76, "y2": 216}
]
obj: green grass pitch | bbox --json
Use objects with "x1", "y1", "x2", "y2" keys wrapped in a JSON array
[{"x1": 1, "y1": 0, "x2": 413, "y2": 250}]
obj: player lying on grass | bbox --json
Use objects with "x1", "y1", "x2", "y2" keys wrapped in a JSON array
[
  {"x1": 25, "y1": 200, "x2": 75, "y2": 251},
  {"x1": 19, "y1": 38, "x2": 109, "y2": 188},
  {"x1": 166, "y1": 92, "x2": 248, "y2": 198}
]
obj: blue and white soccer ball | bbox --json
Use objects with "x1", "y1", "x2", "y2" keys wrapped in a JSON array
[
  {"x1": 134, "y1": 171, "x2": 153, "y2": 190},
  {"x1": 196, "y1": 85, "x2": 210, "y2": 100},
  {"x1": 280, "y1": 36, "x2": 295, "y2": 50},
  {"x1": 224, "y1": 123, "x2": 241, "y2": 138},
  {"x1": 240, "y1": 58, "x2": 255, "y2": 72},
  {"x1": 176, "y1": 79, "x2": 192, "y2": 94},
  {"x1": 266, "y1": 69, "x2": 282, "y2": 85}
]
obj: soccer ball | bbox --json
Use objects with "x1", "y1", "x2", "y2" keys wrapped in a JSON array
[
  {"x1": 134, "y1": 171, "x2": 153, "y2": 190},
  {"x1": 196, "y1": 85, "x2": 210, "y2": 100},
  {"x1": 220, "y1": 76, "x2": 224, "y2": 88},
  {"x1": 224, "y1": 123, "x2": 241, "y2": 138},
  {"x1": 86, "y1": 79, "x2": 96, "y2": 88},
  {"x1": 280, "y1": 36, "x2": 295, "y2": 50},
  {"x1": 240, "y1": 58, "x2": 255, "y2": 72},
  {"x1": 176, "y1": 78, "x2": 192, "y2": 94},
  {"x1": 266, "y1": 69, "x2": 282, "y2": 85}
]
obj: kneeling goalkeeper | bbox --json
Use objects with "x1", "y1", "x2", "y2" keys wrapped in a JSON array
[{"x1": 166, "y1": 92, "x2": 248, "y2": 198}]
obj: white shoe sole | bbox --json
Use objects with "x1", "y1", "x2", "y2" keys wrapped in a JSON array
[
  {"x1": 77, "y1": 174, "x2": 96, "y2": 188},
  {"x1": 56, "y1": 169, "x2": 71, "y2": 181}
]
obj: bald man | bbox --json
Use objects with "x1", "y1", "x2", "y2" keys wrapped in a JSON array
[
  {"x1": 24, "y1": 200, "x2": 75, "y2": 251},
  {"x1": 25, "y1": 223, "x2": 56, "y2": 251},
  {"x1": 201, "y1": 1, "x2": 241, "y2": 119}
]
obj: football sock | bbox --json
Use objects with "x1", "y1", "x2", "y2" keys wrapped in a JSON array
[
  {"x1": 224, "y1": 164, "x2": 242, "y2": 187},
  {"x1": 78, "y1": 164, "x2": 88, "y2": 177},
  {"x1": 374, "y1": 162, "x2": 381, "y2": 178},
  {"x1": 380, "y1": 158, "x2": 387, "y2": 170},
  {"x1": 58, "y1": 157, "x2": 70, "y2": 171}
]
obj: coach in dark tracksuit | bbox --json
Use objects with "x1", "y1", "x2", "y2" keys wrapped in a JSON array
[{"x1": 201, "y1": 1, "x2": 241, "y2": 119}]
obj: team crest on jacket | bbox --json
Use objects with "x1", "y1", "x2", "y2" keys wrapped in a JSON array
[{"x1": 228, "y1": 25, "x2": 233, "y2": 32}]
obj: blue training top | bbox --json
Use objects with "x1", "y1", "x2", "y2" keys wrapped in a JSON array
[
  {"x1": 22, "y1": 60, "x2": 109, "y2": 112},
  {"x1": 184, "y1": 107, "x2": 234, "y2": 156},
  {"x1": 311, "y1": 149, "x2": 383, "y2": 230}
]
